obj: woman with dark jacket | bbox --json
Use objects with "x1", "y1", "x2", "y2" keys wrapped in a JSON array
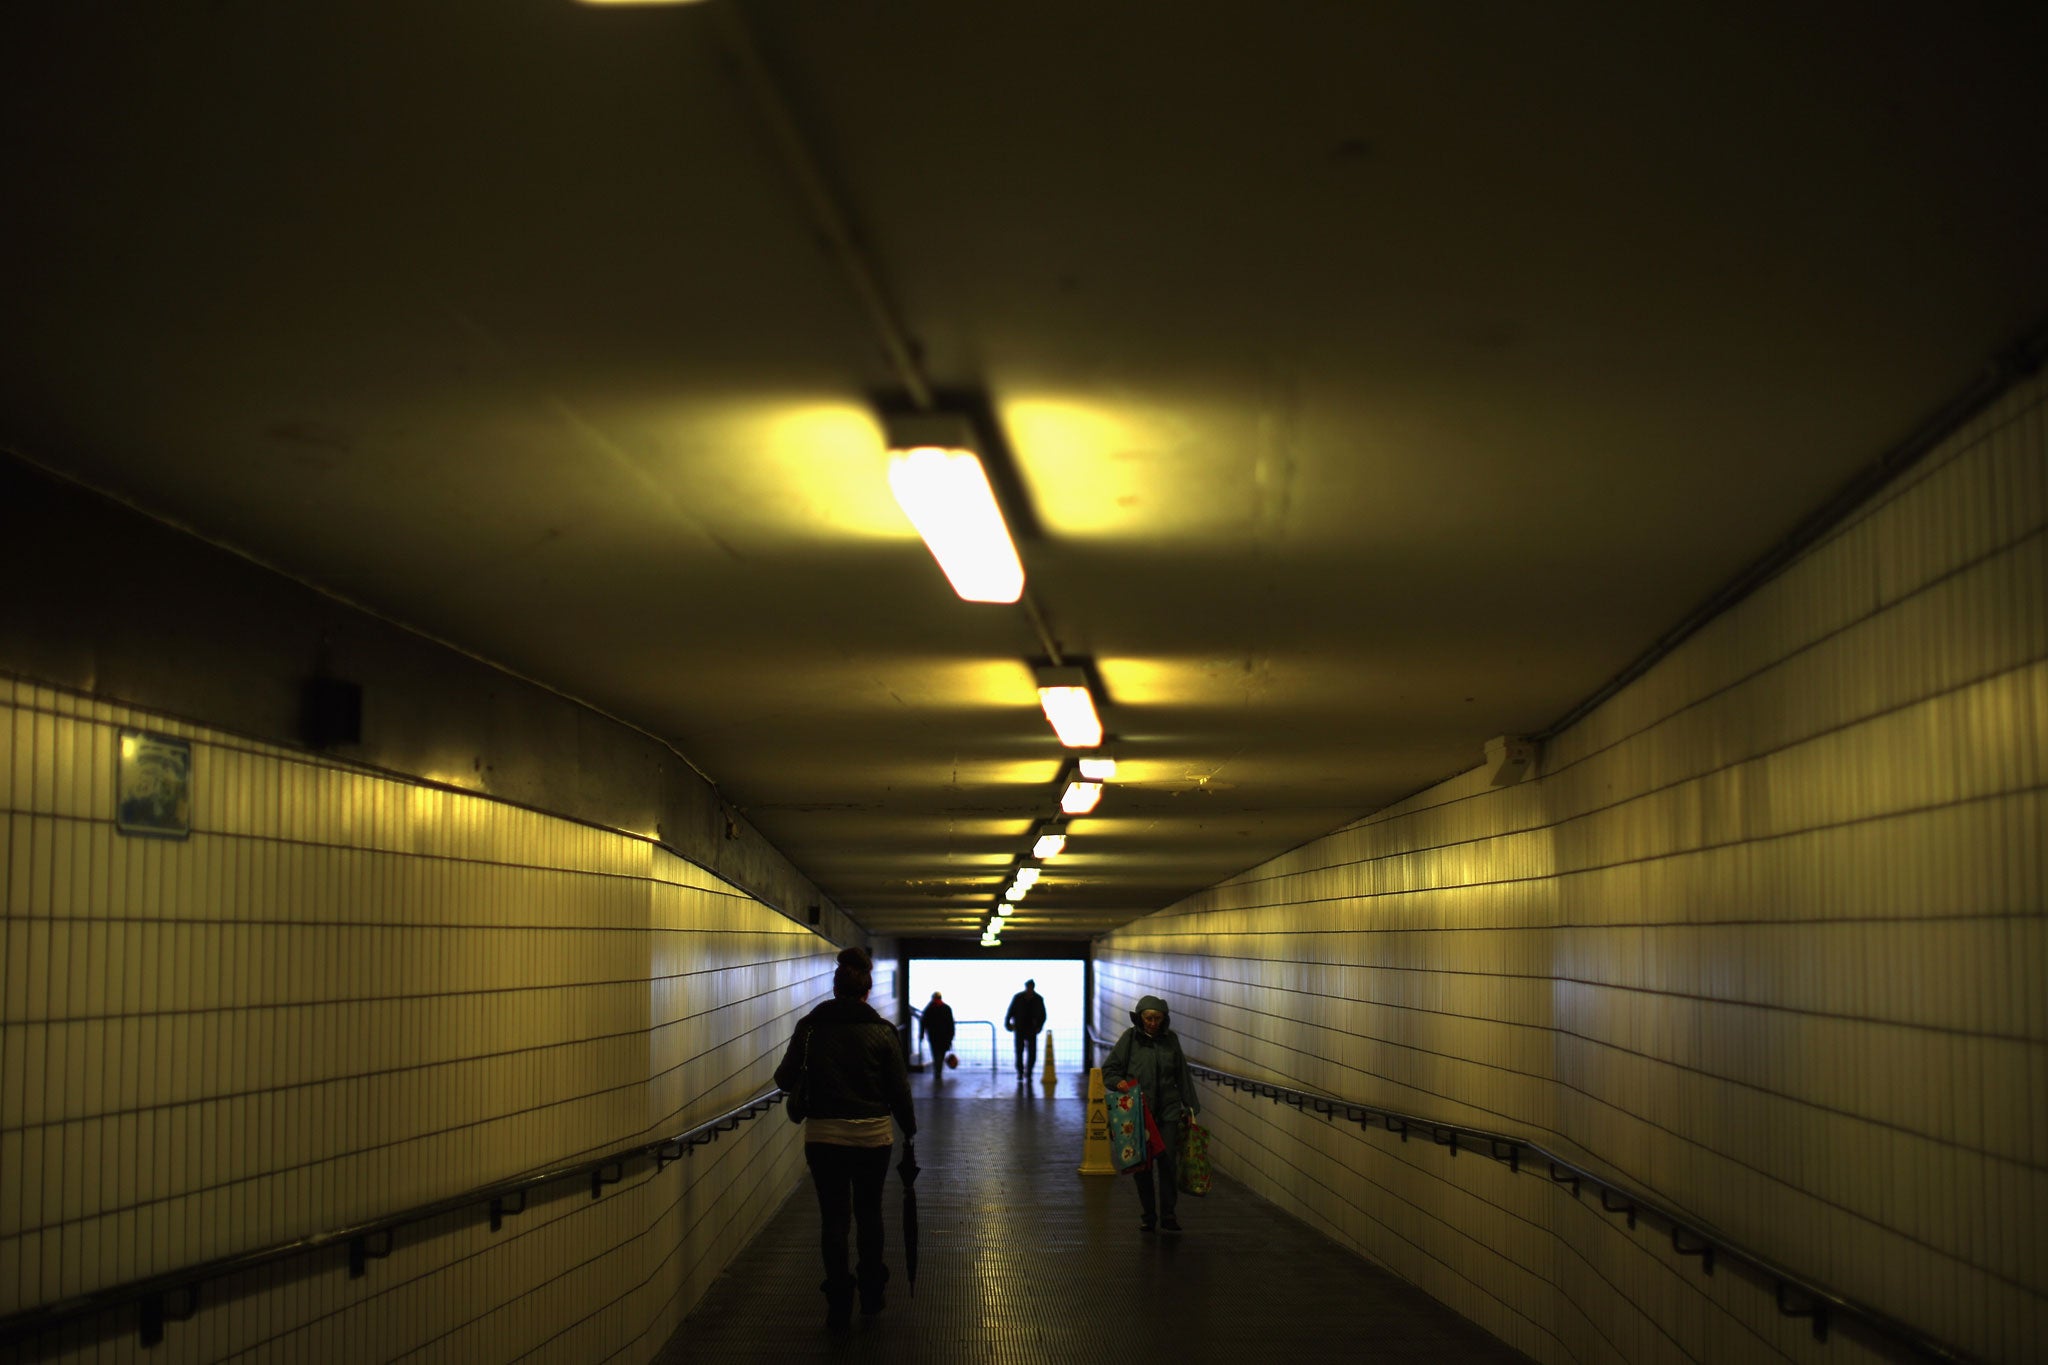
[
  {"x1": 774, "y1": 947, "x2": 917, "y2": 1327},
  {"x1": 1100, "y1": 993, "x2": 1198, "y2": 1233}
]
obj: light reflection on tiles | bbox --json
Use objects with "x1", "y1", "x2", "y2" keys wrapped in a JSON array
[{"x1": 1097, "y1": 373, "x2": 2047, "y2": 1364}]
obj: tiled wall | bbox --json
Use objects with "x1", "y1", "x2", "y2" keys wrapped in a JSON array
[
  {"x1": 0, "y1": 684, "x2": 835, "y2": 1361},
  {"x1": 1096, "y1": 372, "x2": 2046, "y2": 1364}
]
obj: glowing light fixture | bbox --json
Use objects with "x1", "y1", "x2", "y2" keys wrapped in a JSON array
[
  {"x1": 884, "y1": 413, "x2": 1023, "y2": 604},
  {"x1": 1032, "y1": 820, "x2": 1068, "y2": 860},
  {"x1": 997, "y1": 900, "x2": 1015, "y2": 916},
  {"x1": 1034, "y1": 665, "x2": 1103, "y2": 748},
  {"x1": 1060, "y1": 779, "x2": 1103, "y2": 814},
  {"x1": 1003, "y1": 880, "x2": 1027, "y2": 902},
  {"x1": 1078, "y1": 752, "x2": 1118, "y2": 781},
  {"x1": 1013, "y1": 864, "x2": 1042, "y2": 887}
]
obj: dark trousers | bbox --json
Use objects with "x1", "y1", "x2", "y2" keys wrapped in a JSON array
[
  {"x1": 805, "y1": 1143, "x2": 891, "y2": 1299},
  {"x1": 1014, "y1": 1030, "x2": 1039, "y2": 1076},
  {"x1": 1132, "y1": 1145, "x2": 1179, "y2": 1222}
]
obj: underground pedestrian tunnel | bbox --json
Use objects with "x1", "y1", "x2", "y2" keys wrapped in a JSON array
[{"x1": 2, "y1": 3, "x2": 2045, "y2": 1361}]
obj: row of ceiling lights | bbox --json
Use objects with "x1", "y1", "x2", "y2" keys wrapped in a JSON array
[
  {"x1": 569, "y1": 1, "x2": 1106, "y2": 944},
  {"x1": 886, "y1": 413, "x2": 1115, "y2": 946}
]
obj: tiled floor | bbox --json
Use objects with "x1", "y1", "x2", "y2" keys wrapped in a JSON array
[{"x1": 655, "y1": 1063, "x2": 1534, "y2": 1363}]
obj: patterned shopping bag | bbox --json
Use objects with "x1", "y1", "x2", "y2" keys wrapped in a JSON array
[
  {"x1": 1106, "y1": 1081, "x2": 1164, "y2": 1172},
  {"x1": 1176, "y1": 1117, "x2": 1212, "y2": 1195}
]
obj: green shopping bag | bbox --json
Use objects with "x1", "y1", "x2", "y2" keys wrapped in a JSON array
[{"x1": 1176, "y1": 1117, "x2": 1212, "y2": 1195}]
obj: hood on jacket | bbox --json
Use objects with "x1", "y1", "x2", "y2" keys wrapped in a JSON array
[{"x1": 1129, "y1": 994, "x2": 1171, "y2": 1029}]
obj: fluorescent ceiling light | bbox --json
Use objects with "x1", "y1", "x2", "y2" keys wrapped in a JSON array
[
  {"x1": 885, "y1": 432, "x2": 1023, "y2": 603},
  {"x1": 1060, "y1": 780, "x2": 1102, "y2": 815},
  {"x1": 1014, "y1": 865, "x2": 1041, "y2": 886},
  {"x1": 997, "y1": 901, "x2": 1015, "y2": 916},
  {"x1": 1003, "y1": 881, "x2": 1026, "y2": 902},
  {"x1": 1078, "y1": 753, "x2": 1117, "y2": 781},
  {"x1": 1034, "y1": 666, "x2": 1102, "y2": 748},
  {"x1": 1032, "y1": 820, "x2": 1067, "y2": 860}
]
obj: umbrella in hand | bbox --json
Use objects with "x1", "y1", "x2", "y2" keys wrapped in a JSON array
[{"x1": 897, "y1": 1141, "x2": 921, "y2": 1297}]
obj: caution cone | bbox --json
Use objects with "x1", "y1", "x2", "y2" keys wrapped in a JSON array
[
  {"x1": 1078, "y1": 1066, "x2": 1116, "y2": 1175},
  {"x1": 1041, "y1": 1032, "x2": 1058, "y2": 1092}
]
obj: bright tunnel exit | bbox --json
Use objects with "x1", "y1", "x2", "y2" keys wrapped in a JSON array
[{"x1": 907, "y1": 958, "x2": 1085, "y2": 1078}]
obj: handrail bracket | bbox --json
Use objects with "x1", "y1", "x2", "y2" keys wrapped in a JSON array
[
  {"x1": 1672, "y1": 1227, "x2": 1715, "y2": 1275},
  {"x1": 489, "y1": 1190, "x2": 528, "y2": 1232},
  {"x1": 348, "y1": 1230, "x2": 394, "y2": 1280},
  {"x1": 1599, "y1": 1188, "x2": 1637, "y2": 1229},
  {"x1": 1777, "y1": 1282, "x2": 1830, "y2": 1342},
  {"x1": 138, "y1": 1285, "x2": 198, "y2": 1348}
]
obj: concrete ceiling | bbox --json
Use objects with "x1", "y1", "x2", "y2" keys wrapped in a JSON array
[{"x1": 5, "y1": 2, "x2": 2046, "y2": 939}]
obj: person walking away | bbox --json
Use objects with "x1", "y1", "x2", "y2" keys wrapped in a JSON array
[
  {"x1": 918, "y1": 991, "x2": 956, "y2": 1071},
  {"x1": 1100, "y1": 994, "x2": 1198, "y2": 1234},
  {"x1": 775, "y1": 947, "x2": 917, "y2": 1326},
  {"x1": 1004, "y1": 978, "x2": 1048, "y2": 1082}
]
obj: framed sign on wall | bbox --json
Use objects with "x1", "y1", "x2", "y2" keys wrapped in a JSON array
[{"x1": 116, "y1": 730, "x2": 191, "y2": 839}]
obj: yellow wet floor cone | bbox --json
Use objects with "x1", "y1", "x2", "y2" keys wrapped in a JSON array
[
  {"x1": 1041, "y1": 1033, "x2": 1057, "y2": 1092},
  {"x1": 1078, "y1": 1067, "x2": 1116, "y2": 1175}
]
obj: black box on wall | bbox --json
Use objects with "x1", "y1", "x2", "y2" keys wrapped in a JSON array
[{"x1": 300, "y1": 676, "x2": 362, "y2": 748}]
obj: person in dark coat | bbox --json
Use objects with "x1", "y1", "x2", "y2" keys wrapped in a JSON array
[
  {"x1": 775, "y1": 947, "x2": 917, "y2": 1327},
  {"x1": 1003, "y1": 978, "x2": 1048, "y2": 1081},
  {"x1": 918, "y1": 991, "x2": 956, "y2": 1070},
  {"x1": 1100, "y1": 993, "x2": 1198, "y2": 1234}
]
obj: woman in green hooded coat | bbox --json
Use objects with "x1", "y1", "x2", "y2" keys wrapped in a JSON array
[{"x1": 1100, "y1": 993, "x2": 1199, "y2": 1233}]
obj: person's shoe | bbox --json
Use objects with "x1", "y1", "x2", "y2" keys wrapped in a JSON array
[
  {"x1": 1160, "y1": 1216, "x2": 1182, "y2": 1234},
  {"x1": 823, "y1": 1279, "x2": 855, "y2": 1329},
  {"x1": 858, "y1": 1266, "x2": 889, "y2": 1316},
  {"x1": 1139, "y1": 1217, "x2": 1156, "y2": 1233}
]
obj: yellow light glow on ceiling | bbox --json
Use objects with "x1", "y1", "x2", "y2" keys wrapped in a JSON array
[
  {"x1": 616, "y1": 402, "x2": 905, "y2": 543},
  {"x1": 797, "y1": 657, "x2": 1039, "y2": 716},
  {"x1": 1090, "y1": 657, "x2": 1189, "y2": 707},
  {"x1": 915, "y1": 816, "x2": 1041, "y2": 845},
  {"x1": 1001, "y1": 395, "x2": 1260, "y2": 542},
  {"x1": 968, "y1": 755, "x2": 1070, "y2": 786},
  {"x1": 887, "y1": 446, "x2": 1024, "y2": 603},
  {"x1": 1060, "y1": 780, "x2": 1103, "y2": 815}
]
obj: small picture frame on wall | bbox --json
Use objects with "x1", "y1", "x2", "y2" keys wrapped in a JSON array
[{"x1": 116, "y1": 730, "x2": 192, "y2": 839}]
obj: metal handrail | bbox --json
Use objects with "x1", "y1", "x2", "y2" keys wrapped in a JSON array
[
  {"x1": 1190, "y1": 1062, "x2": 1978, "y2": 1365},
  {"x1": 910, "y1": 1006, "x2": 998, "y2": 1074},
  {"x1": 0, "y1": 1087, "x2": 789, "y2": 1350}
]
